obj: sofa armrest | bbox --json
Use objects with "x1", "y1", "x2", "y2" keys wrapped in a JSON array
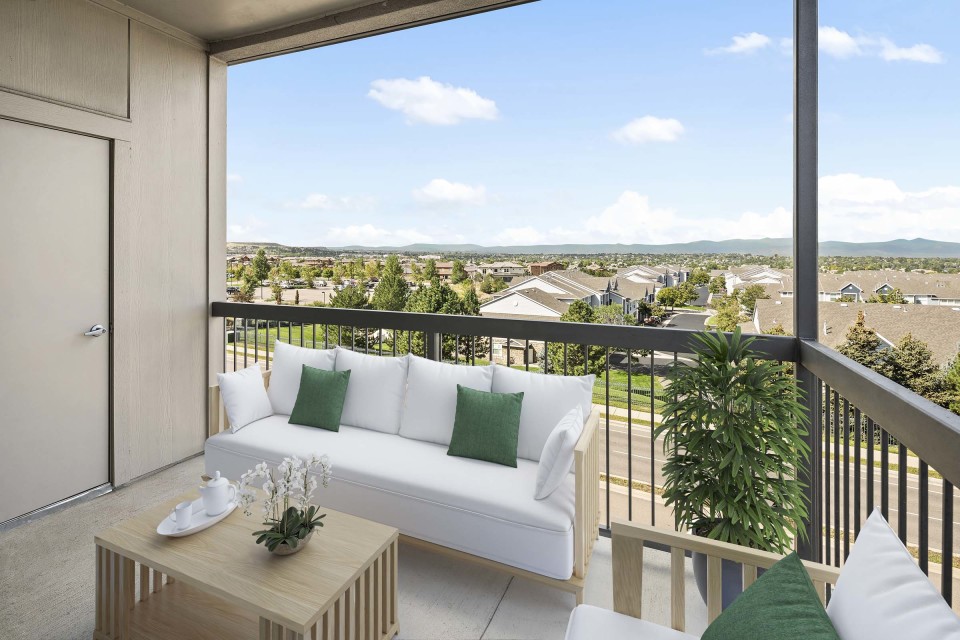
[
  {"x1": 611, "y1": 519, "x2": 842, "y2": 630},
  {"x1": 573, "y1": 407, "x2": 601, "y2": 586},
  {"x1": 207, "y1": 368, "x2": 271, "y2": 437}
]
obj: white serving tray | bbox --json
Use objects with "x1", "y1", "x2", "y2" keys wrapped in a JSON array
[{"x1": 157, "y1": 497, "x2": 237, "y2": 538}]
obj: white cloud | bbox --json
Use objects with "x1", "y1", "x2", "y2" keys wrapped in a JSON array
[
  {"x1": 733, "y1": 207, "x2": 793, "y2": 239},
  {"x1": 706, "y1": 32, "x2": 771, "y2": 55},
  {"x1": 227, "y1": 216, "x2": 267, "y2": 241},
  {"x1": 612, "y1": 116, "x2": 685, "y2": 145},
  {"x1": 286, "y1": 193, "x2": 374, "y2": 212},
  {"x1": 819, "y1": 173, "x2": 960, "y2": 241},
  {"x1": 368, "y1": 76, "x2": 499, "y2": 126},
  {"x1": 412, "y1": 179, "x2": 487, "y2": 206},
  {"x1": 227, "y1": 174, "x2": 242, "y2": 184},
  {"x1": 878, "y1": 39, "x2": 944, "y2": 63},
  {"x1": 325, "y1": 224, "x2": 433, "y2": 247},
  {"x1": 581, "y1": 191, "x2": 688, "y2": 244},
  {"x1": 818, "y1": 26, "x2": 863, "y2": 59},
  {"x1": 496, "y1": 226, "x2": 544, "y2": 245}
]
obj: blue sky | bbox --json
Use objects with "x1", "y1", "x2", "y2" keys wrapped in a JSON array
[{"x1": 227, "y1": 0, "x2": 959, "y2": 247}]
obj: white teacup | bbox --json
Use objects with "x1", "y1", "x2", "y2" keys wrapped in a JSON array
[{"x1": 172, "y1": 501, "x2": 193, "y2": 530}]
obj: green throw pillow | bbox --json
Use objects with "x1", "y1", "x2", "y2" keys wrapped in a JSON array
[
  {"x1": 288, "y1": 365, "x2": 350, "y2": 431},
  {"x1": 701, "y1": 552, "x2": 840, "y2": 640},
  {"x1": 447, "y1": 385, "x2": 523, "y2": 467}
]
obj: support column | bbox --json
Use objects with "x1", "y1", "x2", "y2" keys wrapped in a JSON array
[{"x1": 794, "y1": 0, "x2": 822, "y2": 562}]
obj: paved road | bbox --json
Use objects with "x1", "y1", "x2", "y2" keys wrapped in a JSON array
[
  {"x1": 597, "y1": 415, "x2": 960, "y2": 557},
  {"x1": 663, "y1": 312, "x2": 710, "y2": 331}
]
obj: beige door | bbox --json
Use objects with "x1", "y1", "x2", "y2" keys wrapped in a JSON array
[{"x1": 0, "y1": 118, "x2": 110, "y2": 523}]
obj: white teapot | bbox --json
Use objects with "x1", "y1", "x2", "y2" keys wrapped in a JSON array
[{"x1": 199, "y1": 471, "x2": 237, "y2": 517}]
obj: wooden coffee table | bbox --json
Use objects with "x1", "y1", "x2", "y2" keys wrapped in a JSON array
[{"x1": 93, "y1": 491, "x2": 399, "y2": 640}]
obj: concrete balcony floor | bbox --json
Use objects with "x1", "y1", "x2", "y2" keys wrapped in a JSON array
[{"x1": 0, "y1": 456, "x2": 709, "y2": 639}]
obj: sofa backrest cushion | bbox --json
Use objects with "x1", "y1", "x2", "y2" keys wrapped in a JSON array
[
  {"x1": 399, "y1": 356, "x2": 494, "y2": 446},
  {"x1": 267, "y1": 341, "x2": 336, "y2": 415},
  {"x1": 335, "y1": 347, "x2": 409, "y2": 434},
  {"x1": 217, "y1": 364, "x2": 273, "y2": 433},
  {"x1": 827, "y1": 509, "x2": 960, "y2": 640},
  {"x1": 491, "y1": 365, "x2": 594, "y2": 462},
  {"x1": 535, "y1": 406, "x2": 584, "y2": 500}
]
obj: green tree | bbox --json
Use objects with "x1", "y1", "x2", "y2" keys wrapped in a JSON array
[
  {"x1": 251, "y1": 248, "x2": 270, "y2": 299},
  {"x1": 232, "y1": 271, "x2": 257, "y2": 303},
  {"x1": 411, "y1": 263, "x2": 424, "y2": 285},
  {"x1": 269, "y1": 266, "x2": 284, "y2": 304},
  {"x1": 657, "y1": 287, "x2": 680, "y2": 311},
  {"x1": 293, "y1": 289, "x2": 300, "y2": 306},
  {"x1": 888, "y1": 334, "x2": 950, "y2": 406},
  {"x1": 462, "y1": 285, "x2": 481, "y2": 316},
  {"x1": 330, "y1": 284, "x2": 369, "y2": 309},
  {"x1": 451, "y1": 260, "x2": 468, "y2": 284},
  {"x1": 764, "y1": 323, "x2": 789, "y2": 336},
  {"x1": 837, "y1": 311, "x2": 887, "y2": 373},
  {"x1": 301, "y1": 266, "x2": 317, "y2": 288},
  {"x1": 479, "y1": 274, "x2": 505, "y2": 294},
  {"x1": 708, "y1": 275, "x2": 727, "y2": 295},
  {"x1": 676, "y1": 281, "x2": 699, "y2": 306},
  {"x1": 711, "y1": 295, "x2": 742, "y2": 332},
  {"x1": 689, "y1": 268, "x2": 710, "y2": 286},
  {"x1": 371, "y1": 255, "x2": 409, "y2": 311},
  {"x1": 866, "y1": 288, "x2": 906, "y2": 304},
  {"x1": 739, "y1": 284, "x2": 770, "y2": 315},
  {"x1": 396, "y1": 281, "x2": 472, "y2": 359},
  {"x1": 595, "y1": 303, "x2": 636, "y2": 326},
  {"x1": 545, "y1": 301, "x2": 605, "y2": 376},
  {"x1": 945, "y1": 355, "x2": 960, "y2": 415},
  {"x1": 423, "y1": 259, "x2": 438, "y2": 282}
]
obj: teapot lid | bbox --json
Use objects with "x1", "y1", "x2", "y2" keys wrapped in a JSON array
[{"x1": 206, "y1": 470, "x2": 228, "y2": 488}]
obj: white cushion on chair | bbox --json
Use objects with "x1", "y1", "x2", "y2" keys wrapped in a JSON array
[
  {"x1": 535, "y1": 406, "x2": 583, "y2": 500},
  {"x1": 266, "y1": 341, "x2": 336, "y2": 415},
  {"x1": 491, "y1": 365, "x2": 594, "y2": 461},
  {"x1": 335, "y1": 347, "x2": 408, "y2": 434},
  {"x1": 398, "y1": 355, "x2": 494, "y2": 446},
  {"x1": 827, "y1": 509, "x2": 960, "y2": 640},
  {"x1": 216, "y1": 364, "x2": 273, "y2": 433},
  {"x1": 565, "y1": 605, "x2": 700, "y2": 640}
]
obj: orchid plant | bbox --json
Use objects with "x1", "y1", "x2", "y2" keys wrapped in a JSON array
[{"x1": 238, "y1": 454, "x2": 332, "y2": 552}]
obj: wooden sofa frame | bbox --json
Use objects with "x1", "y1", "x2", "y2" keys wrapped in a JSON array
[
  {"x1": 208, "y1": 369, "x2": 601, "y2": 603},
  {"x1": 611, "y1": 519, "x2": 842, "y2": 632}
]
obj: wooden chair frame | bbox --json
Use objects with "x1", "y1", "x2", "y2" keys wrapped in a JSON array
[
  {"x1": 611, "y1": 519, "x2": 842, "y2": 632},
  {"x1": 207, "y1": 369, "x2": 601, "y2": 602}
]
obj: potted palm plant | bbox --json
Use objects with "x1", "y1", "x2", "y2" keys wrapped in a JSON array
[{"x1": 654, "y1": 328, "x2": 810, "y2": 609}]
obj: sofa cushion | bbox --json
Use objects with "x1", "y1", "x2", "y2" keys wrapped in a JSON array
[
  {"x1": 217, "y1": 365, "x2": 272, "y2": 433},
  {"x1": 334, "y1": 348, "x2": 408, "y2": 434},
  {"x1": 491, "y1": 365, "x2": 595, "y2": 461},
  {"x1": 288, "y1": 366, "x2": 351, "y2": 432},
  {"x1": 448, "y1": 386, "x2": 523, "y2": 467},
  {"x1": 827, "y1": 509, "x2": 960, "y2": 640},
  {"x1": 205, "y1": 415, "x2": 576, "y2": 579},
  {"x1": 399, "y1": 356, "x2": 494, "y2": 446},
  {"x1": 702, "y1": 552, "x2": 840, "y2": 640},
  {"x1": 535, "y1": 406, "x2": 583, "y2": 500},
  {"x1": 564, "y1": 605, "x2": 699, "y2": 640},
  {"x1": 267, "y1": 341, "x2": 336, "y2": 415}
]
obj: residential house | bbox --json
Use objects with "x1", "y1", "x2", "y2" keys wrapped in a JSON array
[
  {"x1": 530, "y1": 260, "x2": 563, "y2": 276},
  {"x1": 477, "y1": 261, "x2": 528, "y2": 282}
]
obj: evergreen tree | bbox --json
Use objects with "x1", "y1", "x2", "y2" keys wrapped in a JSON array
[
  {"x1": 462, "y1": 285, "x2": 480, "y2": 316},
  {"x1": 739, "y1": 284, "x2": 770, "y2": 315},
  {"x1": 595, "y1": 303, "x2": 636, "y2": 326},
  {"x1": 371, "y1": 255, "x2": 409, "y2": 311},
  {"x1": 689, "y1": 268, "x2": 710, "y2": 286},
  {"x1": 330, "y1": 284, "x2": 369, "y2": 309},
  {"x1": 708, "y1": 275, "x2": 727, "y2": 295},
  {"x1": 293, "y1": 289, "x2": 300, "y2": 306},
  {"x1": 423, "y1": 259, "x2": 438, "y2": 282},
  {"x1": 545, "y1": 301, "x2": 605, "y2": 376},
  {"x1": 711, "y1": 295, "x2": 742, "y2": 331},
  {"x1": 251, "y1": 248, "x2": 270, "y2": 299},
  {"x1": 837, "y1": 311, "x2": 887, "y2": 373},
  {"x1": 451, "y1": 260, "x2": 468, "y2": 284},
  {"x1": 945, "y1": 354, "x2": 960, "y2": 415},
  {"x1": 888, "y1": 334, "x2": 950, "y2": 406}
]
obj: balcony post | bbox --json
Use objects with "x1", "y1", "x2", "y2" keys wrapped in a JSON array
[
  {"x1": 425, "y1": 331, "x2": 442, "y2": 362},
  {"x1": 793, "y1": 0, "x2": 822, "y2": 562}
]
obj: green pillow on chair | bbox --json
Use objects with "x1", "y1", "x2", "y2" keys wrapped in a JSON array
[
  {"x1": 288, "y1": 365, "x2": 351, "y2": 431},
  {"x1": 701, "y1": 552, "x2": 840, "y2": 640},
  {"x1": 447, "y1": 385, "x2": 523, "y2": 467}
]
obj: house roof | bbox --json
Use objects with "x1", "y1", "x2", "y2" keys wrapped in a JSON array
[{"x1": 750, "y1": 299, "x2": 960, "y2": 366}]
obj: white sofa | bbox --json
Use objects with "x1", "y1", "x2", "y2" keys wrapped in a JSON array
[{"x1": 206, "y1": 345, "x2": 601, "y2": 600}]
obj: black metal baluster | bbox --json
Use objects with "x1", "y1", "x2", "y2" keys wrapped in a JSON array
[
  {"x1": 563, "y1": 343, "x2": 568, "y2": 375},
  {"x1": 833, "y1": 390, "x2": 840, "y2": 566},
  {"x1": 232, "y1": 317, "x2": 237, "y2": 372},
  {"x1": 506, "y1": 338, "x2": 511, "y2": 368},
  {"x1": 866, "y1": 418, "x2": 875, "y2": 514},
  {"x1": 243, "y1": 318, "x2": 249, "y2": 368},
  {"x1": 897, "y1": 443, "x2": 908, "y2": 544},
  {"x1": 223, "y1": 317, "x2": 227, "y2": 372},
  {"x1": 650, "y1": 349, "x2": 655, "y2": 526},
  {"x1": 543, "y1": 340, "x2": 549, "y2": 373},
  {"x1": 843, "y1": 398, "x2": 850, "y2": 561},
  {"x1": 525, "y1": 339, "x2": 530, "y2": 371},
  {"x1": 604, "y1": 347, "x2": 611, "y2": 528},
  {"x1": 881, "y1": 427, "x2": 890, "y2": 521},
  {"x1": 942, "y1": 480, "x2": 954, "y2": 605},
  {"x1": 299, "y1": 323, "x2": 304, "y2": 347},
  {"x1": 824, "y1": 384, "x2": 831, "y2": 564},
  {"x1": 627, "y1": 349, "x2": 633, "y2": 522},
  {"x1": 919, "y1": 460, "x2": 928, "y2": 575},
  {"x1": 324, "y1": 325, "x2": 329, "y2": 349},
  {"x1": 854, "y1": 408, "x2": 862, "y2": 538}
]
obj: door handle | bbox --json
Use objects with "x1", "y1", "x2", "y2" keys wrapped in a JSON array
[{"x1": 84, "y1": 324, "x2": 107, "y2": 338}]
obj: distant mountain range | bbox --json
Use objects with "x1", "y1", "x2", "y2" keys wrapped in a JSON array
[{"x1": 227, "y1": 237, "x2": 960, "y2": 258}]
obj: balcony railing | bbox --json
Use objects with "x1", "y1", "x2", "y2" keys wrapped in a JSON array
[{"x1": 211, "y1": 301, "x2": 960, "y2": 608}]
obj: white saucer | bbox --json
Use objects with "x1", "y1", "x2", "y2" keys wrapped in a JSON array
[{"x1": 157, "y1": 497, "x2": 237, "y2": 537}]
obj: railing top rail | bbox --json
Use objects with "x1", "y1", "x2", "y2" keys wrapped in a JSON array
[
  {"x1": 800, "y1": 339, "x2": 960, "y2": 487},
  {"x1": 211, "y1": 301, "x2": 798, "y2": 361}
]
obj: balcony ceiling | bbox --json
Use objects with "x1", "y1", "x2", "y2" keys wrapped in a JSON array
[{"x1": 118, "y1": 0, "x2": 382, "y2": 41}]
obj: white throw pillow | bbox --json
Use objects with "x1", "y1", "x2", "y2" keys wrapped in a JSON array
[
  {"x1": 267, "y1": 341, "x2": 337, "y2": 415},
  {"x1": 491, "y1": 365, "x2": 594, "y2": 461},
  {"x1": 398, "y1": 356, "x2": 494, "y2": 446},
  {"x1": 216, "y1": 365, "x2": 273, "y2": 433},
  {"x1": 535, "y1": 406, "x2": 584, "y2": 500},
  {"x1": 827, "y1": 509, "x2": 960, "y2": 640},
  {"x1": 335, "y1": 347, "x2": 409, "y2": 434}
]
